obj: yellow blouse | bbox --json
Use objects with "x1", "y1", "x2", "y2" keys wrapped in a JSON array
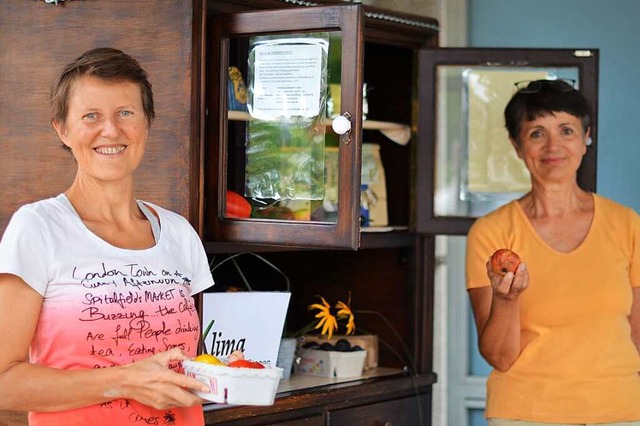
[{"x1": 466, "y1": 194, "x2": 640, "y2": 423}]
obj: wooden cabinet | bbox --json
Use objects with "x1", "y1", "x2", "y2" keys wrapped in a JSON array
[
  {"x1": 205, "y1": 0, "x2": 439, "y2": 250},
  {"x1": 328, "y1": 394, "x2": 432, "y2": 426},
  {"x1": 199, "y1": 3, "x2": 438, "y2": 425},
  {"x1": 0, "y1": 411, "x2": 25, "y2": 426},
  {"x1": 415, "y1": 48, "x2": 599, "y2": 235},
  {"x1": 205, "y1": 4, "x2": 365, "y2": 249},
  {"x1": 202, "y1": 374, "x2": 434, "y2": 425}
]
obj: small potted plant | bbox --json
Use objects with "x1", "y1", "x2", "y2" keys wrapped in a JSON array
[{"x1": 292, "y1": 293, "x2": 374, "y2": 378}]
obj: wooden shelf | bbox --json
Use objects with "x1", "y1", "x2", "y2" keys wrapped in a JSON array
[
  {"x1": 276, "y1": 367, "x2": 403, "y2": 394},
  {"x1": 227, "y1": 110, "x2": 411, "y2": 145},
  {"x1": 202, "y1": 370, "x2": 436, "y2": 424},
  {"x1": 204, "y1": 228, "x2": 414, "y2": 253}
]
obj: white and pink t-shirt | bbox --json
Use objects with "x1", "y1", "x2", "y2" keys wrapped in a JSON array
[{"x1": 0, "y1": 194, "x2": 215, "y2": 425}]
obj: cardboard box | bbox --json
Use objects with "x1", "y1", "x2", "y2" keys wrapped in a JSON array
[
  {"x1": 300, "y1": 334, "x2": 378, "y2": 370},
  {"x1": 324, "y1": 144, "x2": 388, "y2": 228},
  {"x1": 295, "y1": 348, "x2": 367, "y2": 378}
]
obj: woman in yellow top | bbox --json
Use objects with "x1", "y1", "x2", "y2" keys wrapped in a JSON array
[{"x1": 466, "y1": 79, "x2": 640, "y2": 425}]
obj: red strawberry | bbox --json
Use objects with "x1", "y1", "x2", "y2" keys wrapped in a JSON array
[{"x1": 228, "y1": 359, "x2": 265, "y2": 369}]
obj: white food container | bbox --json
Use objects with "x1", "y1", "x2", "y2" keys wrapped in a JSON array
[
  {"x1": 295, "y1": 348, "x2": 367, "y2": 378},
  {"x1": 183, "y1": 360, "x2": 282, "y2": 406}
]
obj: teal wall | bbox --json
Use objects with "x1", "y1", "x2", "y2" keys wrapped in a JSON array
[{"x1": 469, "y1": 0, "x2": 640, "y2": 212}]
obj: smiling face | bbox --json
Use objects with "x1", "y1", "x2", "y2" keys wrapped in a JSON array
[
  {"x1": 53, "y1": 76, "x2": 148, "y2": 185},
  {"x1": 511, "y1": 111, "x2": 588, "y2": 187}
]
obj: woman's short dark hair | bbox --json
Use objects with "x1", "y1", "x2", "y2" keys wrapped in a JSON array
[
  {"x1": 50, "y1": 47, "x2": 155, "y2": 132},
  {"x1": 504, "y1": 79, "x2": 591, "y2": 145}
]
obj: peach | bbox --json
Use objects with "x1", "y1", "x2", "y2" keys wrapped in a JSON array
[{"x1": 490, "y1": 248, "x2": 521, "y2": 277}]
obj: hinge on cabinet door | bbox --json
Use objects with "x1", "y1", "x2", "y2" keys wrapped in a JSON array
[
  {"x1": 573, "y1": 50, "x2": 594, "y2": 57},
  {"x1": 484, "y1": 61, "x2": 530, "y2": 66},
  {"x1": 276, "y1": 0, "x2": 320, "y2": 7}
]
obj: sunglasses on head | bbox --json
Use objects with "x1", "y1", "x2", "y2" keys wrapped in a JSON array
[{"x1": 514, "y1": 79, "x2": 577, "y2": 94}]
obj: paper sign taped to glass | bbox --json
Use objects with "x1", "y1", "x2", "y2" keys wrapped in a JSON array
[
  {"x1": 465, "y1": 69, "x2": 539, "y2": 194},
  {"x1": 244, "y1": 36, "x2": 329, "y2": 201},
  {"x1": 201, "y1": 292, "x2": 291, "y2": 367}
]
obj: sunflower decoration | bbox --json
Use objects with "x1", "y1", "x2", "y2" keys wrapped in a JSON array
[
  {"x1": 335, "y1": 293, "x2": 356, "y2": 335},
  {"x1": 307, "y1": 292, "x2": 356, "y2": 340}
]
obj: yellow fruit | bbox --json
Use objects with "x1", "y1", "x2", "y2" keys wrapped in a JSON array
[
  {"x1": 194, "y1": 354, "x2": 225, "y2": 366},
  {"x1": 292, "y1": 209, "x2": 311, "y2": 221}
]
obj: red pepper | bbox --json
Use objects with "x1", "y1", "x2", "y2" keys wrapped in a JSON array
[
  {"x1": 228, "y1": 359, "x2": 265, "y2": 369},
  {"x1": 226, "y1": 190, "x2": 252, "y2": 218}
]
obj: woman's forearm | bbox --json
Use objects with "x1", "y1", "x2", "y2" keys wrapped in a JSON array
[
  {"x1": 478, "y1": 296, "x2": 522, "y2": 371},
  {"x1": 0, "y1": 361, "x2": 123, "y2": 412},
  {"x1": 0, "y1": 348, "x2": 206, "y2": 413}
]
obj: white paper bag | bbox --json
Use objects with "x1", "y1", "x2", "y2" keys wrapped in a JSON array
[{"x1": 201, "y1": 292, "x2": 291, "y2": 367}]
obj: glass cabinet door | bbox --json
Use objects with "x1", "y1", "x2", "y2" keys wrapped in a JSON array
[
  {"x1": 415, "y1": 48, "x2": 599, "y2": 235},
  {"x1": 205, "y1": 4, "x2": 364, "y2": 249}
]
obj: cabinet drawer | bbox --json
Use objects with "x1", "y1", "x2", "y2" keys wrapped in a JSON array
[
  {"x1": 328, "y1": 394, "x2": 430, "y2": 426},
  {"x1": 267, "y1": 414, "x2": 325, "y2": 426},
  {"x1": 205, "y1": 410, "x2": 325, "y2": 426}
]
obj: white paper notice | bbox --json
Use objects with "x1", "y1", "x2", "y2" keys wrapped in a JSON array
[
  {"x1": 201, "y1": 292, "x2": 291, "y2": 367},
  {"x1": 251, "y1": 43, "x2": 323, "y2": 119}
]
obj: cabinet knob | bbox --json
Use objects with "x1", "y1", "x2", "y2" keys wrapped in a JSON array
[{"x1": 332, "y1": 113, "x2": 352, "y2": 143}]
